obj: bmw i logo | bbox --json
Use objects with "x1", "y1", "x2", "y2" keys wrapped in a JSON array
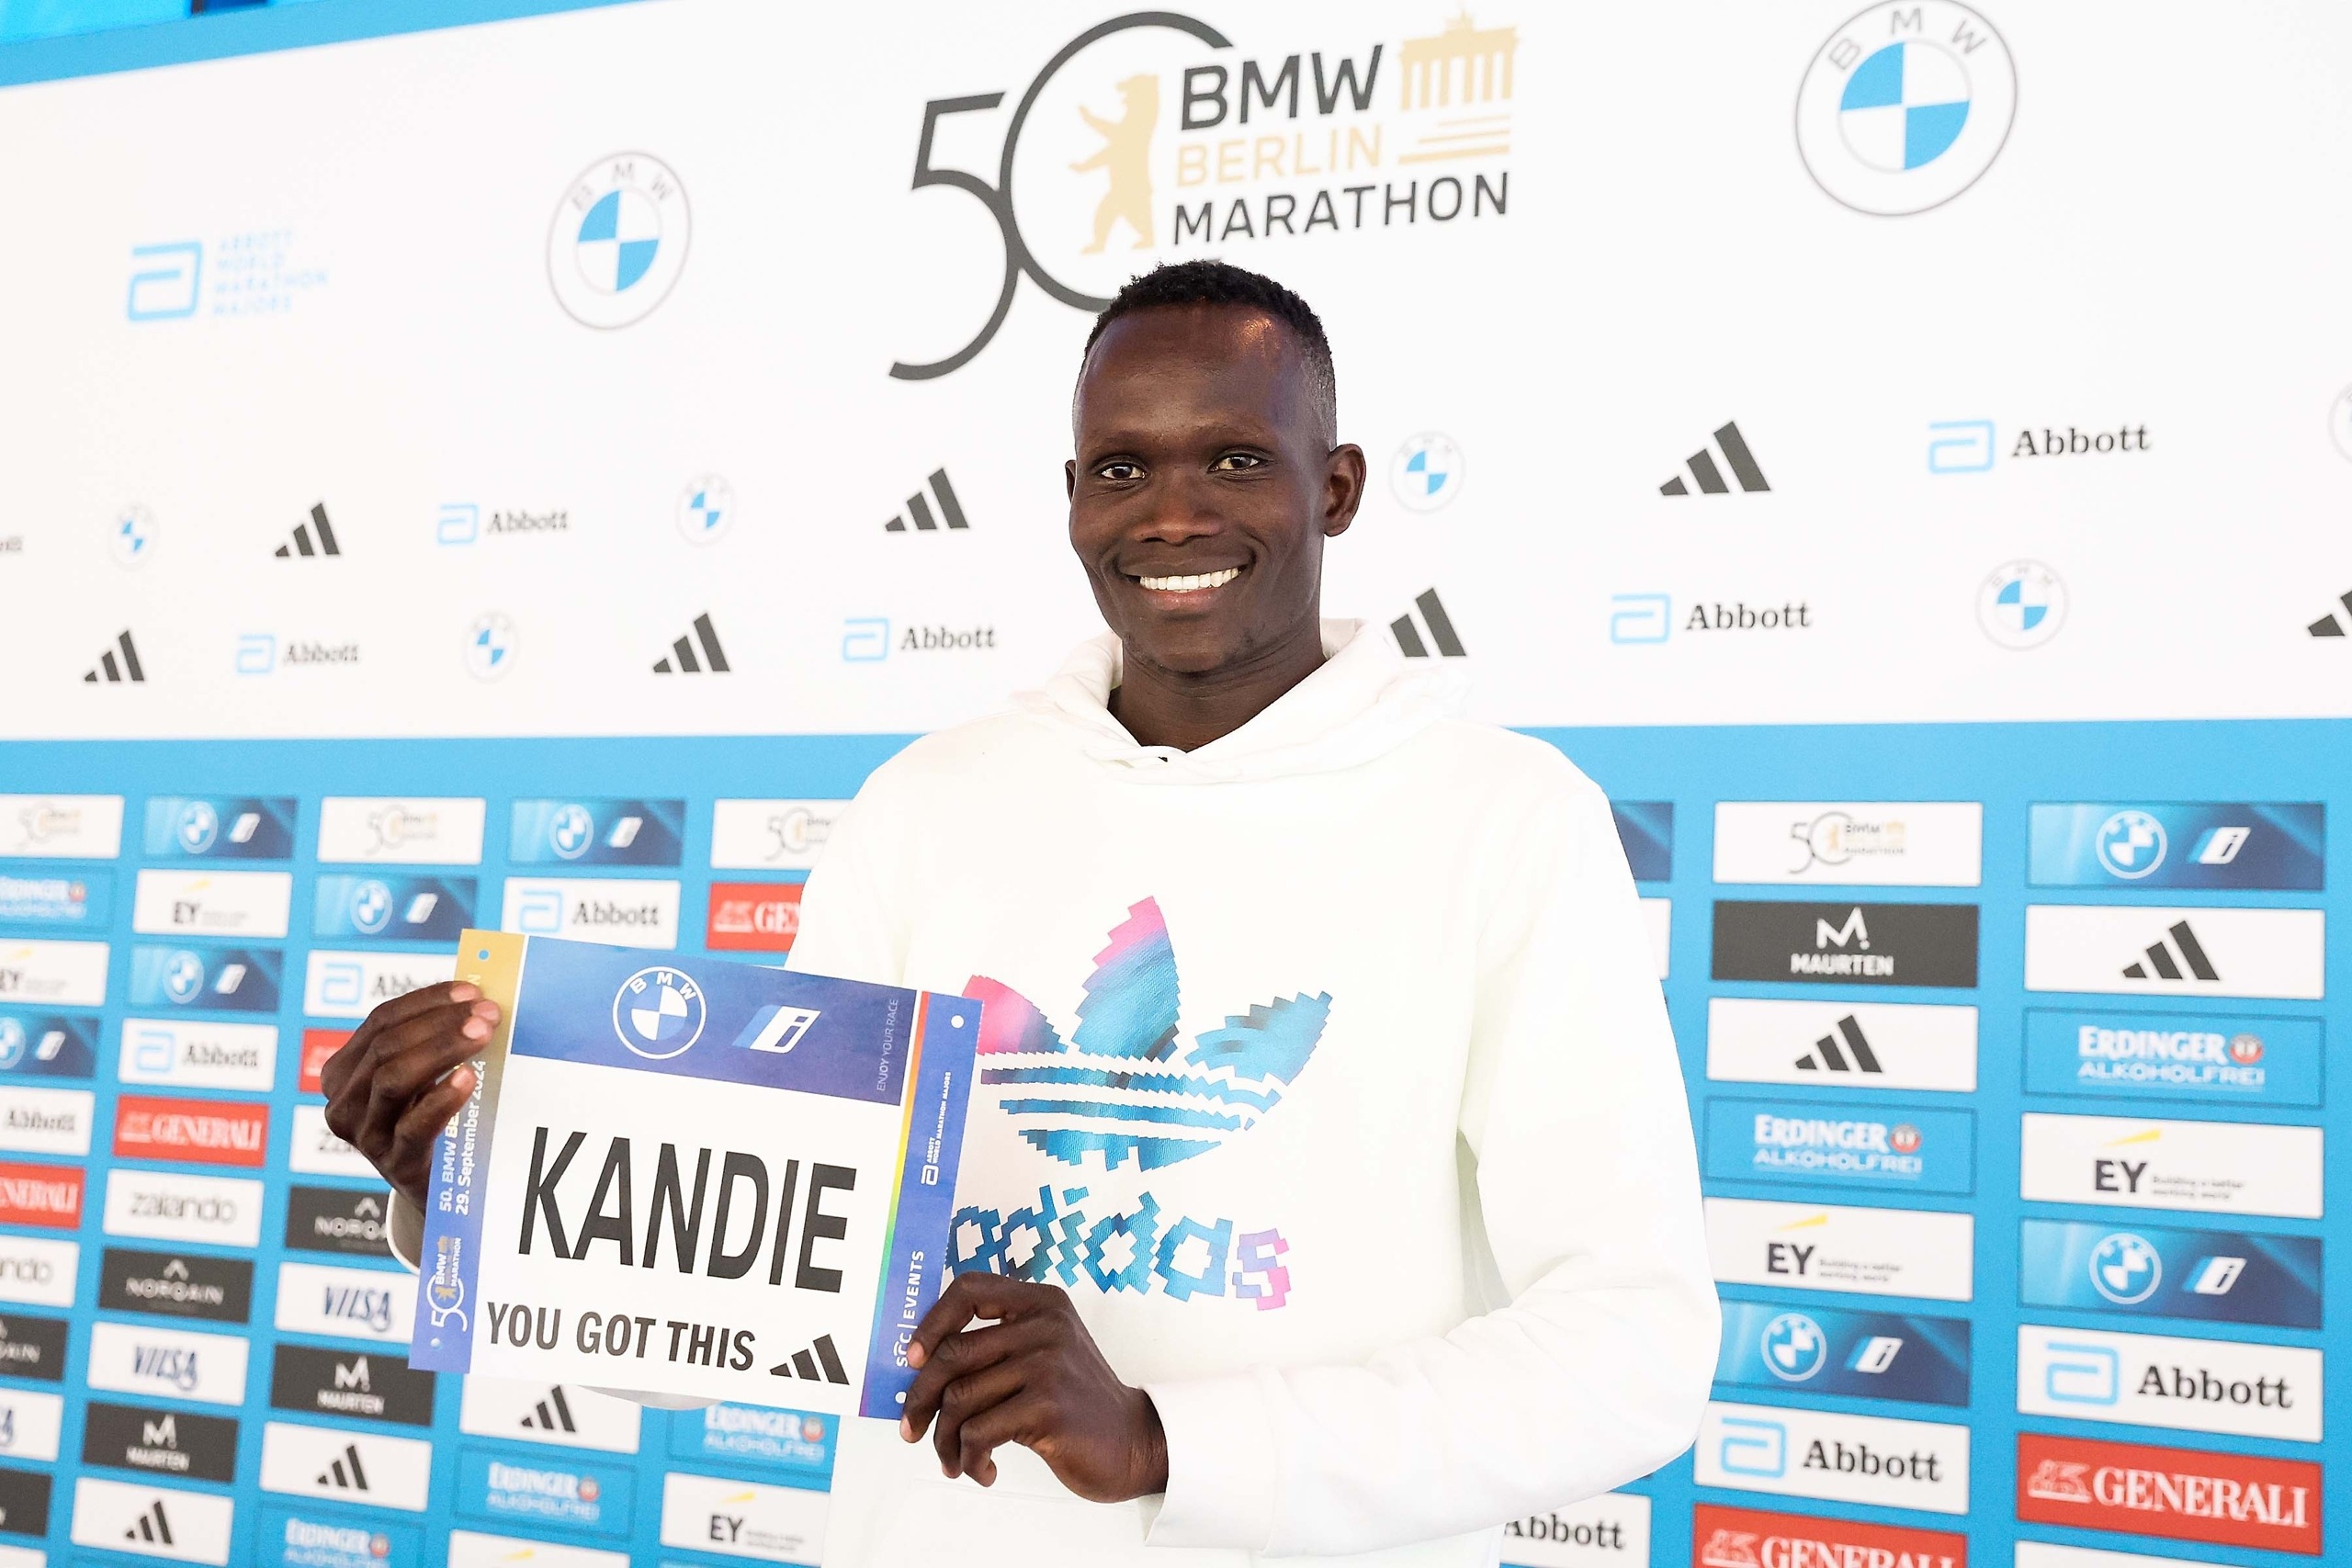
[
  {"x1": 1796, "y1": 3, "x2": 2017, "y2": 216},
  {"x1": 547, "y1": 152, "x2": 692, "y2": 330},
  {"x1": 613, "y1": 966, "x2": 707, "y2": 1060}
]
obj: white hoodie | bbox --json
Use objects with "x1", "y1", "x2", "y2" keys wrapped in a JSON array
[{"x1": 394, "y1": 619, "x2": 1717, "y2": 1565}]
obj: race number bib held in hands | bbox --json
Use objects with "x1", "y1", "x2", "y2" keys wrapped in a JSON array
[{"x1": 410, "y1": 931, "x2": 977, "y2": 1418}]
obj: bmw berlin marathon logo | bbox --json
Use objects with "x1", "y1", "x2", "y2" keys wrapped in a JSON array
[
  {"x1": 1797, "y1": 3, "x2": 2016, "y2": 215},
  {"x1": 548, "y1": 154, "x2": 691, "y2": 328}
]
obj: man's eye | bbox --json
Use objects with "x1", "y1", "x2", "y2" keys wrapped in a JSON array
[
  {"x1": 1098, "y1": 462, "x2": 1143, "y2": 481},
  {"x1": 1211, "y1": 453, "x2": 1265, "y2": 472}
]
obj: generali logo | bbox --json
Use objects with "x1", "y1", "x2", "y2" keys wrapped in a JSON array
[
  {"x1": 2016, "y1": 1431, "x2": 2321, "y2": 1556},
  {"x1": 299, "y1": 1029, "x2": 350, "y2": 1097},
  {"x1": 0, "y1": 1162, "x2": 83, "y2": 1229},
  {"x1": 112, "y1": 1096, "x2": 268, "y2": 1168},
  {"x1": 1693, "y1": 1503, "x2": 1963, "y2": 1568},
  {"x1": 706, "y1": 882, "x2": 804, "y2": 953}
]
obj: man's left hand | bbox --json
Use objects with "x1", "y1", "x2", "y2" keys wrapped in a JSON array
[{"x1": 899, "y1": 1272, "x2": 1169, "y2": 1500}]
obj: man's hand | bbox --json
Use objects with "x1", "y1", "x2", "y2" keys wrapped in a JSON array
[
  {"x1": 899, "y1": 1273, "x2": 1169, "y2": 1501},
  {"x1": 320, "y1": 981, "x2": 499, "y2": 1211}
]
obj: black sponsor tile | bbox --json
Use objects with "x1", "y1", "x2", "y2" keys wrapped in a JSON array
[
  {"x1": 1712, "y1": 901, "x2": 1979, "y2": 988},
  {"x1": 83, "y1": 1401, "x2": 240, "y2": 1483},
  {"x1": 0, "y1": 1464, "x2": 49, "y2": 1537},
  {"x1": 0, "y1": 1311, "x2": 66, "y2": 1382},
  {"x1": 270, "y1": 1343, "x2": 435, "y2": 1427},
  {"x1": 98, "y1": 1247, "x2": 254, "y2": 1324},
  {"x1": 284, "y1": 1185, "x2": 393, "y2": 1259}
]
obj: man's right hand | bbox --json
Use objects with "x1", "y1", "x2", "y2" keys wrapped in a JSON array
[{"x1": 320, "y1": 981, "x2": 498, "y2": 1212}]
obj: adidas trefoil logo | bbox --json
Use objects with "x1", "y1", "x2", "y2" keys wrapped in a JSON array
[
  {"x1": 652, "y1": 613, "x2": 730, "y2": 675},
  {"x1": 967, "y1": 897, "x2": 1331, "y2": 1171},
  {"x1": 1661, "y1": 421, "x2": 1770, "y2": 496},
  {"x1": 2122, "y1": 920, "x2": 2221, "y2": 983},
  {"x1": 84, "y1": 629, "x2": 146, "y2": 683},
  {"x1": 274, "y1": 503, "x2": 341, "y2": 558},
  {"x1": 884, "y1": 468, "x2": 970, "y2": 533},
  {"x1": 1391, "y1": 588, "x2": 1466, "y2": 658}
]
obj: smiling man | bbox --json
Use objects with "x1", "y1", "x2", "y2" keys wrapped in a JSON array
[{"x1": 334, "y1": 259, "x2": 1715, "y2": 1566}]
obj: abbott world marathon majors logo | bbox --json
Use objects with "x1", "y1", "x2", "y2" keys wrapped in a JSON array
[
  {"x1": 1796, "y1": 3, "x2": 2017, "y2": 216},
  {"x1": 895, "y1": 10, "x2": 1516, "y2": 378},
  {"x1": 548, "y1": 153, "x2": 691, "y2": 328}
]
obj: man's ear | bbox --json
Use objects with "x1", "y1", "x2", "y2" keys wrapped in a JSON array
[
  {"x1": 1323, "y1": 444, "x2": 1367, "y2": 537},
  {"x1": 1065, "y1": 458, "x2": 1079, "y2": 500}
]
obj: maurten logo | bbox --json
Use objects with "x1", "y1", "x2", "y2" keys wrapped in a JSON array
[
  {"x1": 83, "y1": 630, "x2": 147, "y2": 684},
  {"x1": 884, "y1": 469, "x2": 971, "y2": 533},
  {"x1": 273, "y1": 503, "x2": 340, "y2": 558},
  {"x1": 967, "y1": 897, "x2": 1329, "y2": 1169},
  {"x1": 1794, "y1": 1014, "x2": 1883, "y2": 1075},
  {"x1": 2121, "y1": 920, "x2": 2221, "y2": 984},
  {"x1": 1660, "y1": 421, "x2": 1770, "y2": 497},
  {"x1": 1795, "y1": 2, "x2": 2017, "y2": 217},
  {"x1": 548, "y1": 153, "x2": 691, "y2": 329},
  {"x1": 652, "y1": 614, "x2": 731, "y2": 675},
  {"x1": 612, "y1": 966, "x2": 706, "y2": 1060},
  {"x1": 1391, "y1": 589, "x2": 1466, "y2": 659}
]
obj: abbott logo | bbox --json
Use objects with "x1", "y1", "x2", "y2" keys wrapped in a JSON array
[
  {"x1": 2042, "y1": 1340, "x2": 2121, "y2": 1405},
  {"x1": 1718, "y1": 1417, "x2": 1787, "y2": 1477}
]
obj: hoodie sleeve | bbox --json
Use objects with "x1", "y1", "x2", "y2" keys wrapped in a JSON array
[{"x1": 1142, "y1": 775, "x2": 1719, "y2": 1556}]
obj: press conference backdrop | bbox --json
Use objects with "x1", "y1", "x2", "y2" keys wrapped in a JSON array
[{"x1": 0, "y1": 1, "x2": 2346, "y2": 1565}]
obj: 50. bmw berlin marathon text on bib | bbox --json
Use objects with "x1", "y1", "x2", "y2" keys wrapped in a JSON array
[{"x1": 408, "y1": 931, "x2": 977, "y2": 1420}]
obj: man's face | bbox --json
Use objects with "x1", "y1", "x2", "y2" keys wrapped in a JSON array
[{"x1": 1068, "y1": 304, "x2": 1363, "y2": 678}]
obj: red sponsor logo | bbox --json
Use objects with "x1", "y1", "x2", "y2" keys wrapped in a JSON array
[
  {"x1": 1693, "y1": 1503, "x2": 1963, "y2": 1568},
  {"x1": 2018, "y1": 1431, "x2": 2322, "y2": 1556},
  {"x1": 0, "y1": 1161, "x2": 85, "y2": 1229},
  {"x1": 300, "y1": 1029, "x2": 352, "y2": 1097},
  {"x1": 707, "y1": 881, "x2": 804, "y2": 953},
  {"x1": 113, "y1": 1095, "x2": 269, "y2": 1168}
]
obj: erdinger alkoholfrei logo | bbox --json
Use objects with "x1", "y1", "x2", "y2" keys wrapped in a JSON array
[
  {"x1": 966, "y1": 897, "x2": 1329, "y2": 1170},
  {"x1": 548, "y1": 153, "x2": 691, "y2": 329},
  {"x1": 612, "y1": 965, "x2": 706, "y2": 1060},
  {"x1": 1796, "y1": 3, "x2": 2016, "y2": 216},
  {"x1": 895, "y1": 11, "x2": 1515, "y2": 379}
]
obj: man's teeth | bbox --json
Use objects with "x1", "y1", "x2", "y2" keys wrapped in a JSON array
[{"x1": 1136, "y1": 567, "x2": 1241, "y2": 592}]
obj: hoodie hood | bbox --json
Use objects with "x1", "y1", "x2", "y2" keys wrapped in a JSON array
[{"x1": 1012, "y1": 618, "x2": 1469, "y2": 784}]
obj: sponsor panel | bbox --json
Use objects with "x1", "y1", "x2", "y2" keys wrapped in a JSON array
[
  {"x1": 500, "y1": 876, "x2": 680, "y2": 949},
  {"x1": 1716, "y1": 1300, "x2": 1970, "y2": 1406},
  {"x1": 0, "y1": 1010, "x2": 98, "y2": 1077},
  {"x1": 270, "y1": 1344, "x2": 435, "y2": 1427},
  {"x1": 141, "y1": 796, "x2": 297, "y2": 861},
  {"x1": 259, "y1": 1506, "x2": 424, "y2": 1568},
  {"x1": 1713, "y1": 903, "x2": 1979, "y2": 988},
  {"x1": 1704, "y1": 1100, "x2": 1974, "y2": 1193},
  {"x1": 316, "y1": 796, "x2": 487, "y2": 864},
  {"x1": 1690, "y1": 1503, "x2": 1966, "y2": 1568},
  {"x1": 2016, "y1": 1324, "x2": 2321, "y2": 1441},
  {"x1": 0, "y1": 939, "x2": 110, "y2": 1007},
  {"x1": 302, "y1": 950, "x2": 455, "y2": 1021},
  {"x1": 69, "y1": 1474, "x2": 233, "y2": 1563},
  {"x1": 0, "y1": 1467, "x2": 48, "y2": 1539},
  {"x1": 101, "y1": 1168, "x2": 263, "y2": 1248},
  {"x1": 2029, "y1": 804, "x2": 2324, "y2": 890},
  {"x1": 1713, "y1": 1000, "x2": 1983, "y2": 1094},
  {"x1": 288, "y1": 1103, "x2": 376, "y2": 1179},
  {"x1": 2018, "y1": 1218, "x2": 2321, "y2": 1330},
  {"x1": 2018, "y1": 1114, "x2": 2324, "y2": 1219},
  {"x1": 710, "y1": 800, "x2": 846, "y2": 872},
  {"x1": 128, "y1": 943, "x2": 281, "y2": 1013},
  {"x1": 99, "y1": 1247, "x2": 254, "y2": 1323},
  {"x1": 113, "y1": 1095, "x2": 267, "y2": 1168},
  {"x1": 0, "y1": 1085, "x2": 93, "y2": 1156},
  {"x1": 2023, "y1": 1008, "x2": 2321, "y2": 1107},
  {"x1": 0, "y1": 1310, "x2": 68, "y2": 1381},
  {"x1": 258, "y1": 1419, "x2": 434, "y2": 1511},
  {"x1": 458, "y1": 1379, "x2": 642, "y2": 1453},
  {"x1": 0, "y1": 1387, "x2": 63, "y2": 1461},
  {"x1": 0, "y1": 1235, "x2": 76, "y2": 1307},
  {"x1": 659, "y1": 1471, "x2": 827, "y2": 1562},
  {"x1": 1498, "y1": 1490, "x2": 1648, "y2": 1566},
  {"x1": 0, "y1": 868, "x2": 111, "y2": 927},
  {"x1": 2023, "y1": 906, "x2": 2324, "y2": 1000},
  {"x1": 2013, "y1": 1545, "x2": 2228, "y2": 1568},
  {"x1": 82, "y1": 1400, "x2": 238, "y2": 1482},
  {"x1": 1713, "y1": 802, "x2": 1983, "y2": 886},
  {"x1": 668, "y1": 1404, "x2": 832, "y2": 1477},
  {"x1": 447, "y1": 1529, "x2": 628, "y2": 1568},
  {"x1": 457, "y1": 1446, "x2": 635, "y2": 1538},
  {"x1": 1694, "y1": 1400, "x2": 1969, "y2": 1515},
  {"x1": 130, "y1": 870, "x2": 293, "y2": 939},
  {"x1": 0, "y1": 1159, "x2": 83, "y2": 1228},
  {"x1": 707, "y1": 881, "x2": 804, "y2": 953},
  {"x1": 2016, "y1": 1430, "x2": 2321, "y2": 1555},
  {"x1": 313, "y1": 873, "x2": 475, "y2": 942},
  {"x1": 509, "y1": 799, "x2": 684, "y2": 866},
  {"x1": 0, "y1": 794, "x2": 125, "y2": 858},
  {"x1": 299, "y1": 1029, "x2": 348, "y2": 1095},
  {"x1": 118, "y1": 1017, "x2": 278, "y2": 1092},
  {"x1": 1704, "y1": 1198, "x2": 1973, "y2": 1301},
  {"x1": 1611, "y1": 802, "x2": 1674, "y2": 885},
  {"x1": 274, "y1": 1261, "x2": 416, "y2": 1345},
  {"x1": 87, "y1": 1320, "x2": 250, "y2": 1406},
  {"x1": 283, "y1": 1186, "x2": 393, "y2": 1258}
]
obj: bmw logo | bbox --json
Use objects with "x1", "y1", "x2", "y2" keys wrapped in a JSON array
[
  {"x1": 613, "y1": 966, "x2": 707, "y2": 1060},
  {"x1": 548, "y1": 805, "x2": 594, "y2": 861},
  {"x1": 162, "y1": 951, "x2": 206, "y2": 1005},
  {"x1": 175, "y1": 801, "x2": 220, "y2": 854},
  {"x1": 348, "y1": 880, "x2": 393, "y2": 936},
  {"x1": 1796, "y1": 3, "x2": 2018, "y2": 216},
  {"x1": 2095, "y1": 810, "x2": 2167, "y2": 879},
  {"x1": 674, "y1": 475, "x2": 735, "y2": 546},
  {"x1": 1760, "y1": 1311, "x2": 1828, "y2": 1381},
  {"x1": 465, "y1": 613, "x2": 518, "y2": 682},
  {"x1": 548, "y1": 152, "x2": 692, "y2": 330},
  {"x1": 1976, "y1": 559, "x2": 2066, "y2": 650},
  {"x1": 2089, "y1": 1231, "x2": 2163, "y2": 1304},
  {"x1": 111, "y1": 504, "x2": 156, "y2": 569},
  {"x1": 1388, "y1": 434, "x2": 1465, "y2": 513},
  {"x1": 0, "y1": 1020, "x2": 22, "y2": 1069}
]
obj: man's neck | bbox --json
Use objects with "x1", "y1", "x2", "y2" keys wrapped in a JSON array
[{"x1": 1107, "y1": 616, "x2": 1328, "y2": 752}]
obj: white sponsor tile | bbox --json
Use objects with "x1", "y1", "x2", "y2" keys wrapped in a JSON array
[
  {"x1": 2019, "y1": 1113, "x2": 2324, "y2": 1219},
  {"x1": 1498, "y1": 1491, "x2": 1650, "y2": 1566},
  {"x1": 1694, "y1": 1400, "x2": 1969, "y2": 1515},
  {"x1": 0, "y1": 1387, "x2": 64, "y2": 1461},
  {"x1": 258, "y1": 1419, "x2": 433, "y2": 1511},
  {"x1": 2015, "y1": 1544, "x2": 2230, "y2": 1568},
  {"x1": 0, "y1": 1235, "x2": 75, "y2": 1308},
  {"x1": 1714, "y1": 802, "x2": 1983, "y2": 886},
  {"x1": 1641, "y1": 897, "x2": 1669, "y2": 979},
  {"x1": 274, "y1": 1262, "x2": 416, "y2": 1345},
  {"x1": 501, "y1": 877, "x2": 680, "y2": 950},
  {"x1": 288, "y1": 1103, "x2": 379, "y2": 1179},
  {"x1": 710, "y1": 800, "x2": 847, "y2": 872},
  {"x1": 301, "y1": 950, "x2": 455, "y2": 1021},
  {"x1": 102, "y1": 1169, "x2": 264, "y2": 1249},
  {"x1": 660, "y1": 1471, "x2": 827, "y2": 1563},
  {"x1": 1705, "y1": 1197, "x2": 1973, "y2": 1301},
  {"x1": 2018, "y1": 1323, "x2": 2321, "y2": 1442},
  {"x1": 447, "y1": 1531, "x2": 629, "y2": 1568},
  {"x1": 0, "y1": 1543, "x2": 44, "y2": 1567},
  {"x1": 130, "y1": 871, "x2": 291, "y2": 939},
  {"x1": 69, "y1": 1476, "x2": 233, "y2": 1564},
  {"x1": 87, "y1": 1320, "x2": 250, "y2": 1406},
  {"x1": 0, "y1": 940, "x2": 109, "y2": 1008},
  {"x1": 2025, "y1": 906, "x2": 2324, "y2": 1000},
  {"x1": 117, "y1": 1019, "x2": 278, "y2": 1093},
  {"x1": 1707, "y1": 998, "x2": 1978, "y2": 1092},
  {"x1": 458, "y1": 1378, "x2": 643, "y2": 1453},
  {"x1": 317, "y1": 796, "x2": 486, "y2": 864},
  {"x1": 0, "y1": 795, "x2": 124, "y2": 859},
  {"x1": 0, "y1": 1087, "x2": 94, "y2": 1156}
]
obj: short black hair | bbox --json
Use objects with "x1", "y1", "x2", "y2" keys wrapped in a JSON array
[{"x1": 1080, "y1": 259, "x2": 1338, "y2": 445}]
